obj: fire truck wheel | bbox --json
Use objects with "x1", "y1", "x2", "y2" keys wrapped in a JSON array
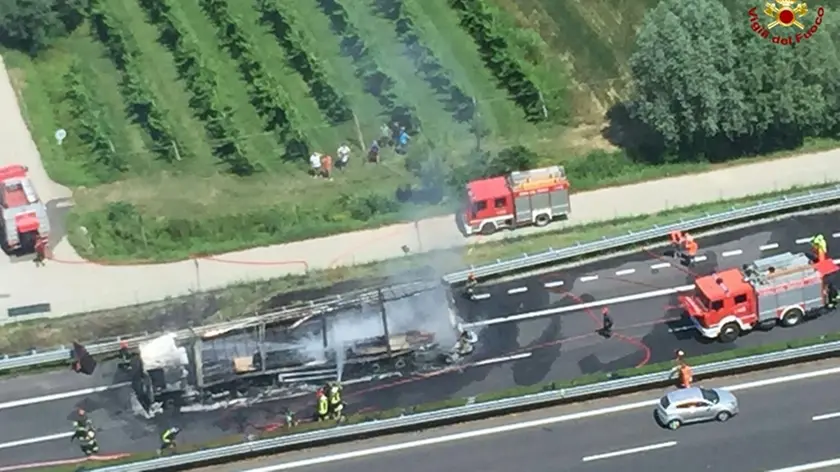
[
  {"x1": 534, "y1": 214, "x2": 550, "y2": 227},
  {"x1": 480, "y1": 223, "x2": 496, "y2": 235},
  {"x1": 718, "y1": 323, "x2": 740, "y2": 343},
  {"x1": 781, "y1": 308, "x2": 804, "y2": 327}
]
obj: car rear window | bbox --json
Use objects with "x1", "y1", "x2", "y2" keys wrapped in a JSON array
[
  {"x1": 660, "y1": 396, "x2": 670, "y2": 409},
  {"x1": 701, "y1": 388, "x2": 720, "y2": 404}
]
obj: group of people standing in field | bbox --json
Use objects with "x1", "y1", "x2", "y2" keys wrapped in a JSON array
[{"x1": 308, "y1": 121, "x2": 411, "y2": 180}]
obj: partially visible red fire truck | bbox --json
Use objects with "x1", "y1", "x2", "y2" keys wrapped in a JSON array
[
  {"x1": 679, "y1": 252, "x2": 839, "y2": 343},
  {"x1": 461, "y1": 165, "x2": 571, "y2": 236}
]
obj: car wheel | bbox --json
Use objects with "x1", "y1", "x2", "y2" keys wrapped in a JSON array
[
  {"x1": 716, "y1": 411, "x2": 731, "y2": 422},
  {"x1": 667, "y1": 419, "x2": 681, "y2": 430}
]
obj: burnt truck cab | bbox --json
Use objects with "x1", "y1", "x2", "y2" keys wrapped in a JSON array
[{"x1": 680, "y1": 252, "x2": 840, "y2": 342}]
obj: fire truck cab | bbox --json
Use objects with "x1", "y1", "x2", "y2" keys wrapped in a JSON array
[
  {"x1": 680, "y1": 252, "x2": 839, "y2": 343},
  {"x1": 461, "y1": 166, "x2": 571, "y2": 236}
]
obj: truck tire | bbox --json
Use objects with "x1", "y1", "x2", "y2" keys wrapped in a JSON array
[
  {"x1": 718, "y1": 323, "x2": 740, "y2": 343},
  {"x1": 781, "y1": 307, "x2": 804, "y2": 327},
  {"x1": 480, "y1": 223, "x2": 496, "y2": 235},
  {"x1": 534, "y1": 214, "x2": 551, "y2": 227}
]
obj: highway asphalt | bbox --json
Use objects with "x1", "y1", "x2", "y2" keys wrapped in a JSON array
[
  {"x1": 206, "y1": 363, "x2": 840, "y2": 472},
  {"x1": 3, "y1": 209, "x2": 840, "y2": 468}
]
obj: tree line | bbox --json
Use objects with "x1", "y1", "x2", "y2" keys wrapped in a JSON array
[{"x1": 625, "y1": 0, "x2": 840, "y2": 162}]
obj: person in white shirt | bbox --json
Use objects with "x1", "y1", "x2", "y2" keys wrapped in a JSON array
[
  {"x1": 336, "y1": 144, "x2": 350, "y2": 170},
  {"x1": 309, "y1": 152, "x2": 322, "y2": 176}
]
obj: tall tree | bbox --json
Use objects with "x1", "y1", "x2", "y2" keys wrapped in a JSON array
[
  {"x1": 0, "y1": 0, "x2": 87, "y2": 55},
  {"x1": 628, "y1": 0, "x2": 746, "y2": 161}
]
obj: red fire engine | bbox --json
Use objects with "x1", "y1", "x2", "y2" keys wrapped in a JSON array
[
  {"x1": 0, "y1": 165, "x2": 49, "y2": 252},
  {"x1": 679, "y1": 252, "x2": 839, "y2": 343},
  {"x1": 461, "y1": 166, "x2": 571, "y2": 236}
]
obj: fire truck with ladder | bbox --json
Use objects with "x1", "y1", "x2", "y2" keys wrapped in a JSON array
[
  {"x1": 0, "y1": 165, "x2": 49, "y2": 253},
  {"x1": 461, "y1": 165, "x2": 571, "y2": 236},
  {"x1": 679, "y1": 252, "x2": 839, "y2": 343}
]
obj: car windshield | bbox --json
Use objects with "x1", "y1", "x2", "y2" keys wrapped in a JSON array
[
  {"x1": 695, "y1": 288, "x2": 711, "y2": 309},
  {"x1": 700, "y1": 388, "x2": 720, "y2": 404}
]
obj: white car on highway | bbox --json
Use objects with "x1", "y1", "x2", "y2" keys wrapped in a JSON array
[{"x1": 656, "y1": 387, "x2": 739, "y2": 430}]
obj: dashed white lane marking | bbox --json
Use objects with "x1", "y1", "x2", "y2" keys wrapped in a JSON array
[
  {"x1": 507, "y1": 287, "x2": 528, "y2": 295},
  {"x1": 472, "y1": 293, "x2": 491, "y2": 300},
  {"x1": 581, "y1": 441, "x2": 678, "y2": 462},
  {"x1": 768, "y1": 457, "x2": 840, "y2": 472},
  {"x1": 812, "y1": 411, "x2": 840, "y2": 422},
  {"x1": 693, "y1": 255, "x2": 708, "y2": 262},
  {"x1": 472, "y1": 352, "x2": 532, "y2": 367},
  {"x1": 721, "y1": 249, "x2": 743, "y2": 257},
  {"x1": 0, "y1": 432, "x2": 73, "y2": 450},
  {"x1": 580, "y1": 275, "x2": 599, "y2": 282},
  {"x1": 0, "y1": 383, "x2": 131, "y2": 410},
  {"x1": 759, "y1": 243, "x2": 779, "y2": 251},
  {"x1": 833, "y1": 233, "x2": 840, "y2": 239},
  {"x1": 615, "y1": 269, "x2": 635, "y2": 276},
  {"x1": 668, "y1": 325, "x2": 694, "y2": 333},
  {"x1": 650, "y1": 262, "x2": 671, "y2": 270},
  {"x1": 796, "y1": 237, "x2": 811, "y2": 244},
  {"x1": 544, "y1": 281, "x2": 564, "y2": 288}
]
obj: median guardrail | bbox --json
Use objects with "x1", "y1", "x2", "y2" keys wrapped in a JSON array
[
  {"x1": 86, "y1": 338, "x2": 840, "y2": 472},
  {"x1": 0, "y1": 280, "x2": 438, "y2": 372},
  {"x1": 443, "y1": 184, "x2": 840, "y2": 284}
]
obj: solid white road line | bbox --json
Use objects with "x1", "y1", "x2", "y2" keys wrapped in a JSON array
[
  {"x1": 463, "y1": 285, "x2": 696, "y2": 328},
  {"x1": 767, "y1": 457, "x2": 840, "y2": 472},
  {"x1": 721, "y1": 249, "x2": 743, "y2": 257},
  {"x1": 650, "y1": 262, "x2": 671, "y2": 270},
  {"x1": 472, "y1": 353, "x2": 532, "y2": 367},
  {"x1": 760, "y1": 243, "x2": 780, "y2": 251},
  {"x1": 0, "y1": 432, "x2": 73, "y2": 450},
  {"x1": 580, "y1": 275, "x2": 599, "y2": 282},
  {"x1": 693, "y1": 255, "x2": 708, "y2": 262},
  {"x1": 581, "y1": 441, "x2": 678, "y2": 462},
  {"x1": 0, "y1": 383, "x2": 131, "y2": 411},
  {"x1": 507, "y1": 287, "x2": 528, "y2": 295},
  {"x1": 811, "y1": 411, "x2": 840, "y2": 422},
  {"x1": 796, "y1": 237, "x2": 811, "y2": 244},
  {"x1": 615, "y1": 269, "x2": 635, "y2": 276},
  {"x1": 472, "y1": 293, "x2": 491, "y2": 300},
  {"x1": 241, "y1": 365, "x2": 840, "y2": 472},
  {"x1": 544, "y1": 280, "x2": 564, "y2": 288}
]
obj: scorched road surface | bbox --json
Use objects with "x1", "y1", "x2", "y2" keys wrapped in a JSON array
[{"x1": 3, "y1": 209, "x2": 840, "y2": 467}]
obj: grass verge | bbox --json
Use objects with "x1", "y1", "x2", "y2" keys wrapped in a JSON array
[
  {"x1": 29, "y1": 328, "x2": 840, "y2": 471},
  {"x1": 2, "y1": 180, "x2": 839, "y2": 356}
]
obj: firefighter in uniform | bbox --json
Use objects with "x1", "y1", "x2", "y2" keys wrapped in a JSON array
[
  {"x1": 672, "y1": 351, "x2": 692, "y2": 388},
  {"x1": 71, "y1": 409, "x2": 93, "y2": 441},
  {"x1": 34, "y1": 236, "x2": 47, "y2": 267},
  {"x1": 316, "y1": 389, "x2": 330, "y2": 421},
  {"x1": 465, "y1": 273, "x2": 478, "y2": 300},
  {"x1": 157, "y1": 427, "x2": 180, "y2": 455},
  {"x1": 827, "y1": 283, "x2": 840, "y2": 310},
  {"x1": 118, "y1": 340, "x2": 132, "y2": 370},
  {"x1": 812, "y1": 234, "x2": 828, "y2": 262},
  {"x1": 600, "y1": 307, "x2": 614, "y2": 338},
  {"x1": 328, "y1": 382, "x2": 344, "y2": 420},
  {"x1": 79, "y1": 430, "x2": 99, "y2": 456},
  {"x1": 669, "y1": 231, "x2": 698, "y2": 265}
]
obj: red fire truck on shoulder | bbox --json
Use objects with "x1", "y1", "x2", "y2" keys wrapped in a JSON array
[
  {"x1": 0, "y1": 165, "x2": 49, "y2": 252},
  {"x1": 461, "y1": 166, "x2": 571, "y2": 236},
  {"x1": 679, "y1": 251, "x2": 840, "y2": 343}
]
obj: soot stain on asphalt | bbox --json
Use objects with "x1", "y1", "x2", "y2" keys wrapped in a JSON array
[{"x1": 512, "y1": 315, "x2": 562, "y2": 386}]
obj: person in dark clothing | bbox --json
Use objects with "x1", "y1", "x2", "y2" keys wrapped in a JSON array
[
  {"x1": 71, "y1": 409, "x2": 93, "y2": 441},
  {"x1": 117, "y1": 340, "x2": 132, "y2": 370},
  {"x1": 368, "y1": 140, "x2": 380, "y2": 163},
  {"x1": 34, "y1": 236, "x2": 47, "y2": 267},
  {"x1": 79, "y1": 430, "x2": 99, "y2": 456},
  {"x1": 600, "y1": 307, "x2": 614, "y2": 338},
  {"x1": 464, "y1": 273, "x2": 478, "y2": 300}
]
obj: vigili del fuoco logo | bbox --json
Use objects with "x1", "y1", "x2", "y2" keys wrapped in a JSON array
[{"x1": 749, "y1": 1, "x2": 826, "y2": 45}]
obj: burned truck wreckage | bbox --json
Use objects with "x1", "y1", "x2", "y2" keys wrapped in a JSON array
[{"x1": 127, "y1": 283, "x2": 478, "y2": 414}]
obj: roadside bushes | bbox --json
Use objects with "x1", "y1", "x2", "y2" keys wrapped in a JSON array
[
  {"x1": 448, "y1": 0, "x2": 554, "y2": 123},
  {"x1": 88, "y1": 0, "x2": 183, "y2": 165},
  {"x1": 73, "y1": 193, "x2": 404, "y2": 261},
  {"x1": 0, "y1": 0, "x2": 88, "y2": 55},
  {"x1": 257, "y1": 0, "x2": 353, "y2": 126},
  {"x1": 316, "y1": 0, "x2": 420, "y2": 133},
  {"x1": 198, "y1": 0, "x2": 309, "y2": 160},
  {"x1": 138, "y1": 0, "x2": 256, "y2": 176},
  {"x1": 62, "y1": 63, "x2": 126, "y2": 181},
  {"x1": 372, "y1": 0, "x2": 474, "y2": 123}
]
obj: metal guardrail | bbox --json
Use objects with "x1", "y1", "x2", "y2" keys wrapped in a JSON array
[
  {"x1": 0, "y1": 280, "x2": 438, "y2": 372},
  {"x1": 89, "y1": 339, "x2": 840, "y2": 472},
  {"x1": 443, "y1": 185, "x2": 840, "y2": 284},
  {"x1": 4, "y1": 185, "x2": 840, "y2": 372}
]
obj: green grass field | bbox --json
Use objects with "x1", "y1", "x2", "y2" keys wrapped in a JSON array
[{"x1": 4, "y1": 0, "x2": 837, "y2": 260}]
